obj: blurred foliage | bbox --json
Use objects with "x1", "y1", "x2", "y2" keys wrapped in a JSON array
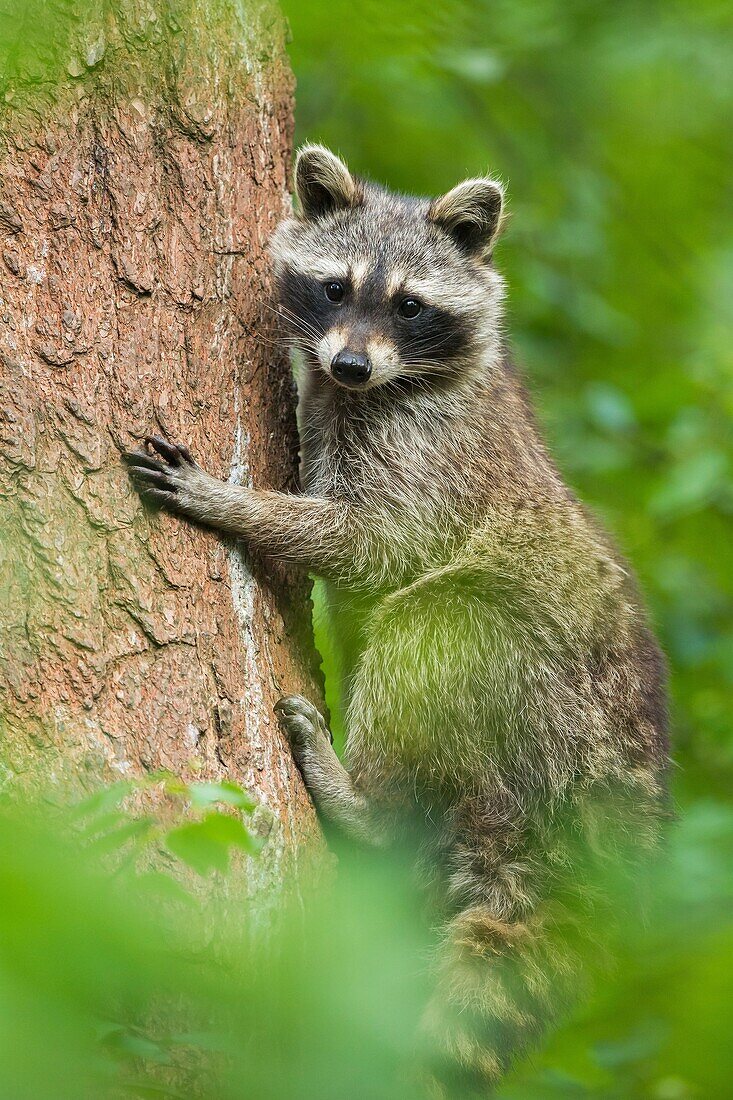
[
  {"x1": 0, "y1": 781, "x2": 732, "y2": 1098},
  {"x1": 0, "y1": 784, "x2": 433, "y2": 1099},
  {"x1": 280, "y1": 0, "x2": 733, "y2": 1093}
]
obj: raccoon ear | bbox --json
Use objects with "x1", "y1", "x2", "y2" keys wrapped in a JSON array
[
  {"x1": 294, "y1": 144, "x2": 359, "y2": 220},
  {"x1": 429, "y1": 178, "x2": 505, "y2": 259}
]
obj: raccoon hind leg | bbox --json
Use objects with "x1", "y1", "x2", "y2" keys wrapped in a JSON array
[{"x1": 275, "y1": 694, "x2": 385, "y2": 847}]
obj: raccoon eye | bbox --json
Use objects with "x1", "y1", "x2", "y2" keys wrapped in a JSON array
[
  {"x1": 324, "y1": 281, "x2": 345, "y2": 303},
  {"x1": 398, "y1": 297, "x2": 423, "y2": 319}
]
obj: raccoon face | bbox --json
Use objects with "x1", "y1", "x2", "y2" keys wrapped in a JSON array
[{"x1": 270, "y1": 145, "x2": 506, "y2": 393}]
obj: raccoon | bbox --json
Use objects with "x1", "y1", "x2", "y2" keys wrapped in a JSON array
[{"x1": 124, "y1": 145, "x2": 670, "y2": 1095}]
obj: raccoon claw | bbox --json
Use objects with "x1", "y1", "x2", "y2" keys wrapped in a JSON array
[
  {"x1": 123, "y1": 434, "x2": 200, "y2": 512},
  {"x1": 144, "y1": 436, "x2": 196, "y2": 467},
  {"x1": 275, "y1": 695, "x2": 333, "y2": 750},
  {"x1": 123, "y1": 450, "x2": 177, "y2": 505}
]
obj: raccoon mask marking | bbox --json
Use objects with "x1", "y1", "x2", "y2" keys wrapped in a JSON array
[{"x1": 270, "y1": 145, "x2": 506, "y2": 391}]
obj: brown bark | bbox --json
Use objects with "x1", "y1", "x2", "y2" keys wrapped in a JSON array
[{"x1": 0, "y1": 1, "x2": 324, "y2": 887}]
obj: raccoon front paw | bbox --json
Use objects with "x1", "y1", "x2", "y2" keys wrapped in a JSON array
[
  {"x1": 123, "y1": 435, "x2": 214, "y2": 517},
  {"x1": 274, "y1": 695, "x2": 333, "y2": 752}
]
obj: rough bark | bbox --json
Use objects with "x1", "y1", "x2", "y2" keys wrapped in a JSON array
[{"x1": 0, "y1": 1, "x2": 324, "y2": 890}]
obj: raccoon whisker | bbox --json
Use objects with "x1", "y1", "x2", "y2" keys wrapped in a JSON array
[
  {"x1": 383, "y1": 377, "x2": 431, "y2": 398},
  {"x1": 284, "y1": 325, "x2": 325, "y2": 350},
  {"x1": 398, "y1": 354, "x2": 457, "y2": 375},
  {"x1": 282, "y1": 337, "x2": 317, "y2": 350},
  {"x1": 252, "y1": 330, "x2": 289, "y2": 350},
  {"x1": 383, "y1": 372, "x2": 437, "y2": 398},
  {"x1": 257, "y1": 306, "x2": 323, "y2": 351},
  {"x1": 396, "y1": 365, "x2": 442, "y2": 378},
  {"x1": 254, "y1": 300, "x2": 290, "y2": 328},
  {"x1": 398, "y1": 326, "x2": 457, "y2": 350},
  {"x1": 399, "y1": 332, "x2": 464, "y2": 359},
  {"x1": 252, "y1": 330, "x2": 321, "y2": 360},
  {"x1": 260, "y1": 299, "x2": 299, "y2": 324},
  {"x1": 263, "y1": 301, "x2": 325, "y2": 345},
  {"x1": 399, "y1": 361, "x2": 460, "y2": 380},
  {"x1": 391, "y1": 368, "x2": 433, "y2": 381},
  {"x1": 400, "y1": 345, "x2": 462, "y2": 365},
  {"x1": 278, "y1": 312, "x2": 321, "y2": 341},
  {"x1": 401, "y1": 325, "x2": 475, "y2": 357},
  {"x1": 279, "y1": 315, "x2": 324, "y2": 343}
]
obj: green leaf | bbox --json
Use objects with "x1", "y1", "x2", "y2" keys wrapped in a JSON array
[
  {"x1": 165, "y1": 812, "x2": 261, "y2": 876},
  {"x1": 89, "y1": 816, "x2": 157, "y2": 856},
  {"x1": 99, "y1": 1023, "x2": 173, "y2": 1066},
  {"x1": 70, "y1": 781, "x2": 135, "y2": 821},
  {"x1": 76, "y1": 809, "x2": 127, "y2": 841},
  {"x1": 188, "y1": 780, "x2": 257, "y2": 813}
]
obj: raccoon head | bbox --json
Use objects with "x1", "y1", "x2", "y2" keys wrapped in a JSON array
[{"x1": 270, "y1": 145, "x2": 506, "y2": 393}]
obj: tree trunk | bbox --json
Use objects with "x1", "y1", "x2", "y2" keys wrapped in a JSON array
[{"x1": 0, "y1": 1, "x2": 324, "y2": 889}]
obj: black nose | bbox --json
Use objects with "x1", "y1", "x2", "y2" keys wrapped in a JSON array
[{"x1": 331, "y1": 350, "x2": 372, "y2": 388}]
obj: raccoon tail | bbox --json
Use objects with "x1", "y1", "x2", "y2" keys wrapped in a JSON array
[{"x1": 421, "y1": 904, "x2": 587, "y2": 1097}]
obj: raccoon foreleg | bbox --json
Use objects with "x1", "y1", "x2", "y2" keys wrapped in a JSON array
[
  {"x1": 274, "y1": 695, "x2": 384, "y2": 846},
  {"x1": 124, "y1": 436, "x2": 355, "y2": 576}
]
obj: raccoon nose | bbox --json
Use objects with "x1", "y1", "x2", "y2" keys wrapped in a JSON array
[{"x1": 331, "y1": 350, "x2": 372, "y2": 388}]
